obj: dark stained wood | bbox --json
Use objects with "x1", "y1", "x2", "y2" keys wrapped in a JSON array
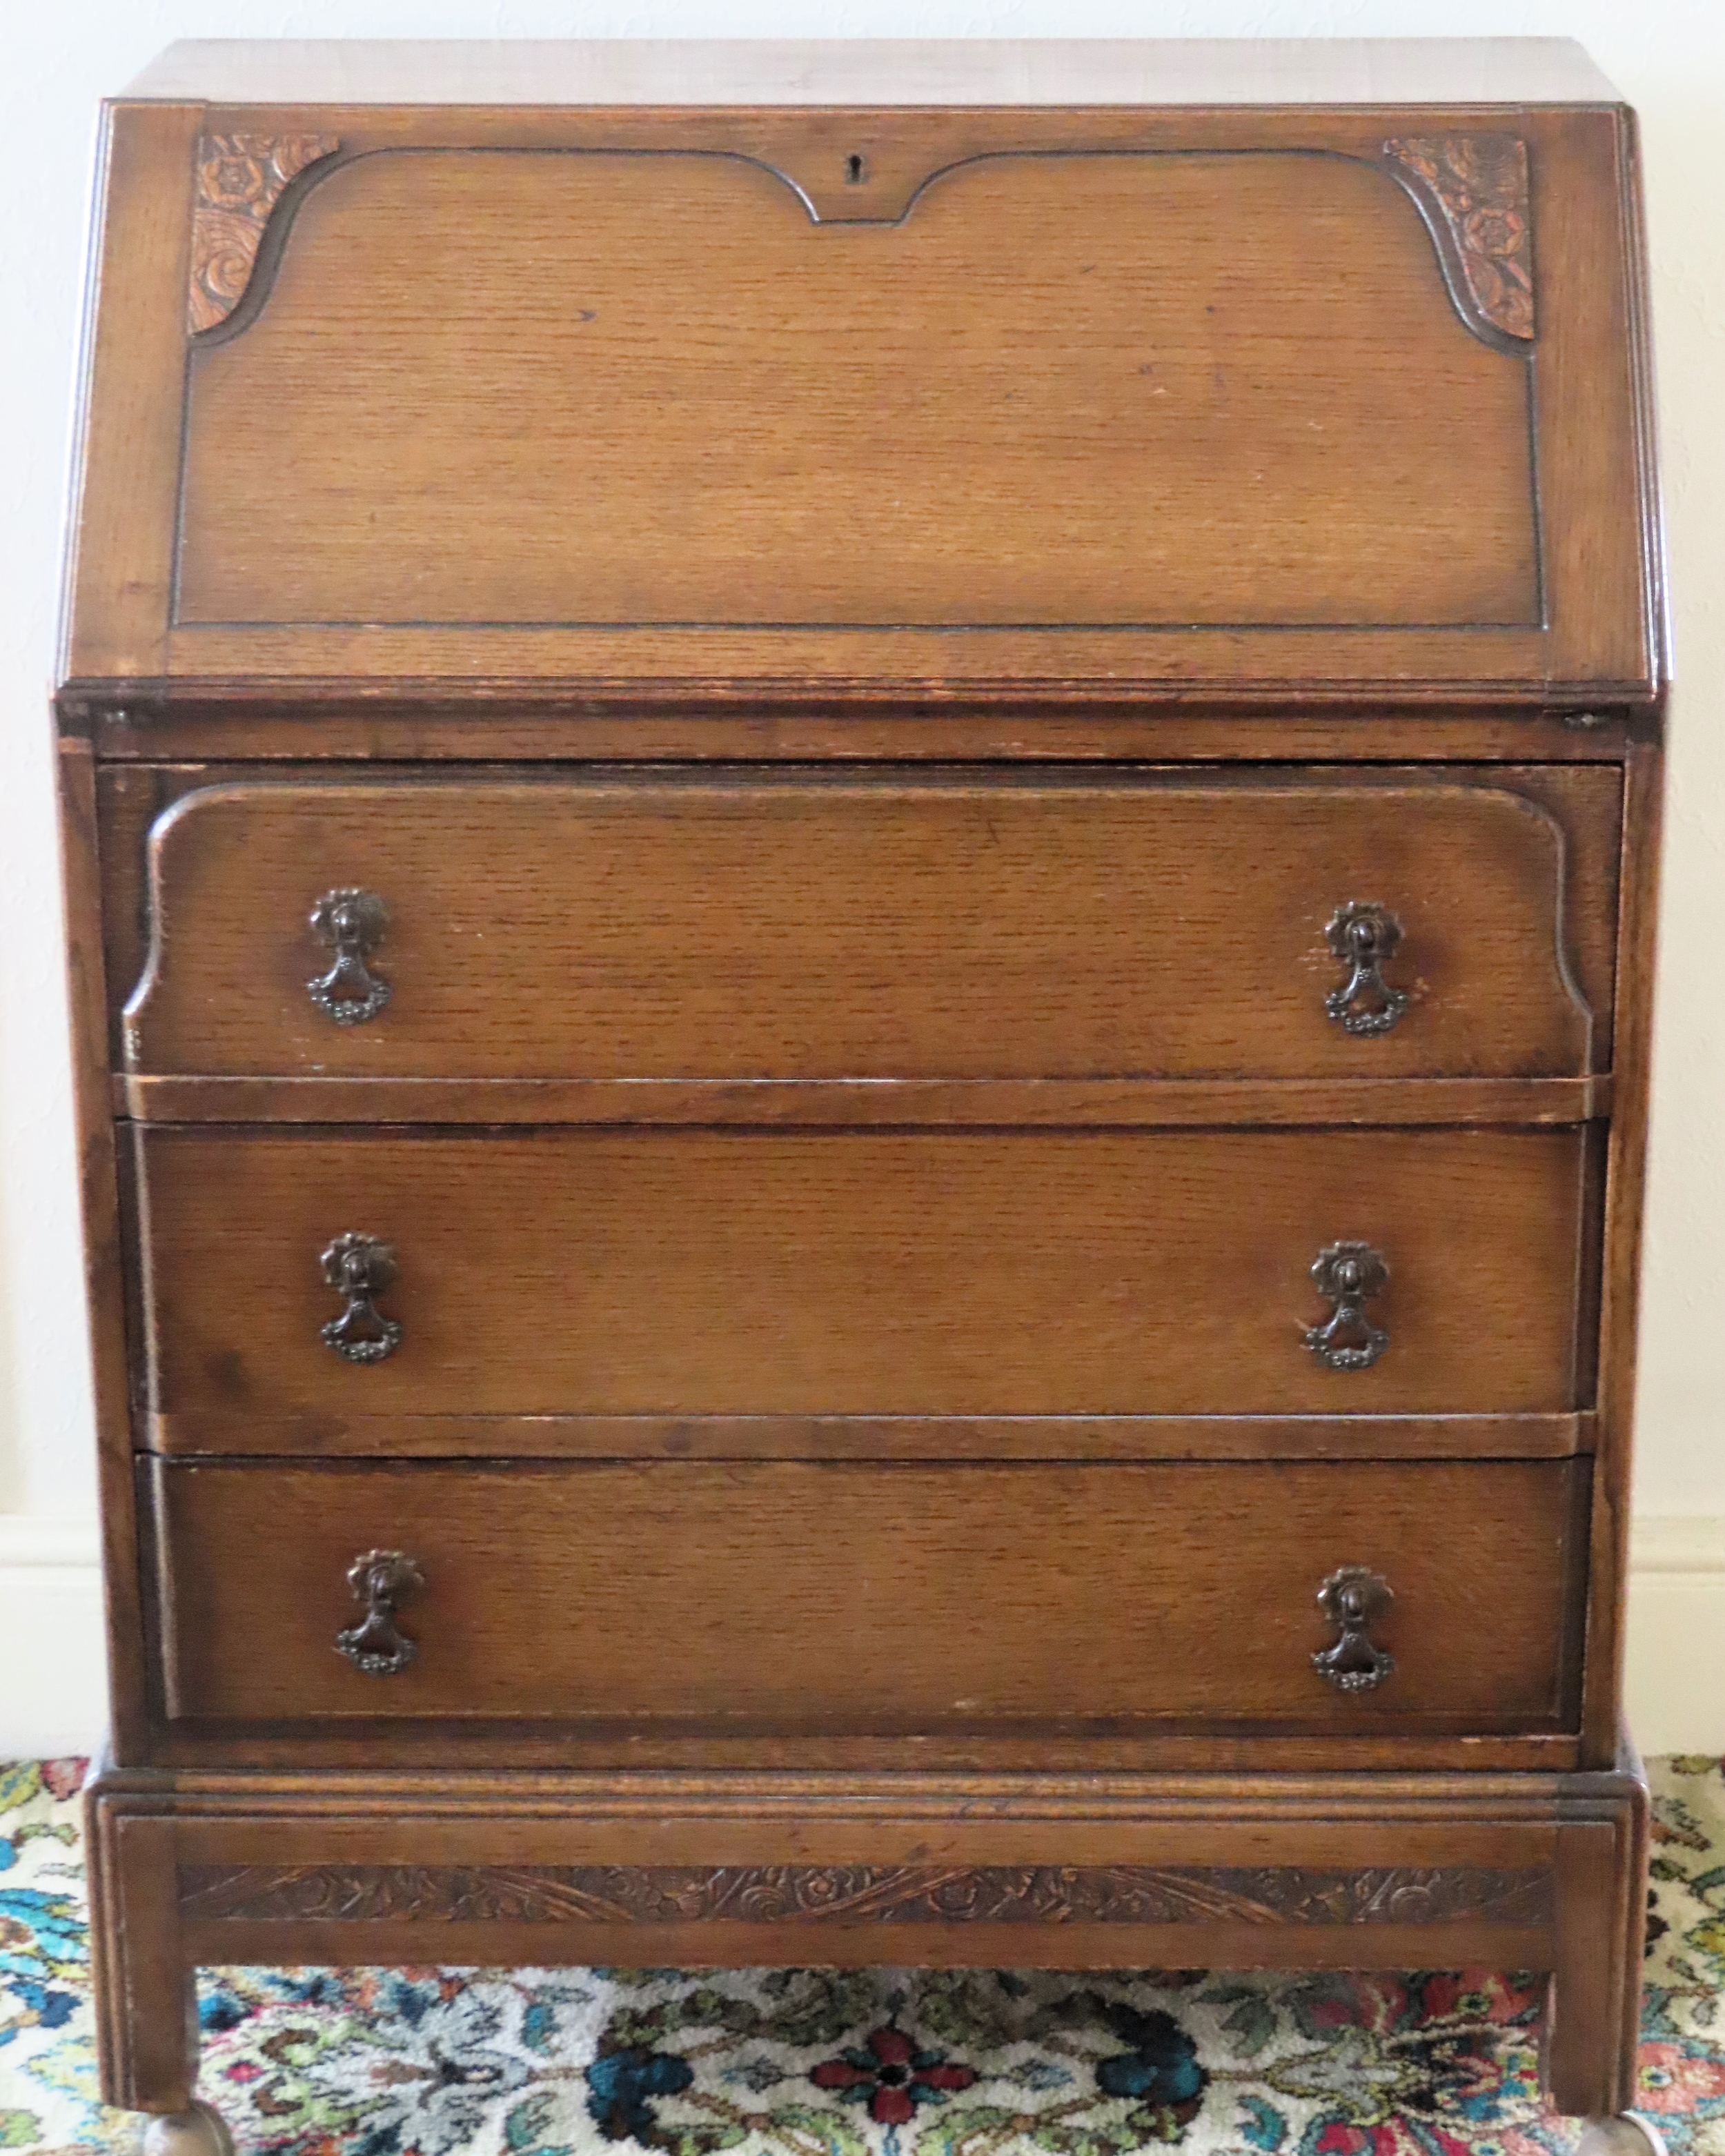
[
  {"x1": 1537, "y1": 108, "x2": 1662, "y2": 698},
  {"x1": 172, "y1": 1843, "x2": 1559, "y2": 1968},
  {"x1": 148, "y1": 1725, "x2": 1587, "y2": 1776},
  {"x1": 82, "y1": 1790, "x2": 196, "y2": 2111},
  {"x1": 188, "y1": 131, "x2": 342, "y2": 331},
  {"x1": 144, "y1": 1456, "x2": 1586, "y2": 1732},
  {"x1": 59, "y1": 103, "x2": 202, "y2": 683},
  {"x1": 117, "y1": 769, "x2": 1608, "y2": 1082},
  {"x1": 77, "y1": 704, "x2": 1653, "y2": 758},
  {"x1": 104, "y1": 1757, "x2": 1595, "y2": 1822},
  {"x1": 1497, "y1": 762, "x2": 1624, "y2": 1065},
  {"x1": 144, "y1": 1407, "x2": 1595, "y2": 1463},
  {"x1": 61, "y1": 40, "x2": 1664, "y2": 2131},
  {"x1": 1581, "y1": 742, "x2": 1665, "y2": 1764},
  {"x1": 116, "y1": 1072, "x2": 1616, "y2": 1128},
  {"x1": 96, "y1": 758, "x2": 1623, "y2": 1078},
  {"x1": 1546, "y1": 1749, "x2": 1649, "y2": 2117},
  {"x1": 176, "y1": 145, "x2": 1537, "y2": 635},
  {"x1": 134, "y1": 1125, "x2": 1594, "y2": 1419},
  {"x1": 181, "y1": 1914, "x2": 1557, "y2": 1977},
  {"x1": 1380, "y1": 137, "x2": 1534, "y2": 343},
  {"x1": 84, "y1": 1744, "x2": 1648, "y2": 2006},
  {"x1": 61, "y1": 100, "x2": 1660, "y2": 703},
  {"x1": 55, "y1": 744, "x2": 149, "y2": 1759}
]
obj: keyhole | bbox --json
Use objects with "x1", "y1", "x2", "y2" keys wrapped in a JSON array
[{"x1": 845, "y1": 152, "x2": 868, "y2": 184}]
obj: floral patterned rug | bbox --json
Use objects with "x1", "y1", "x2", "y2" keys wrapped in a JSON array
[{"x1": 3, "y1": 1758, "x2": 1723, "y2": 2156}]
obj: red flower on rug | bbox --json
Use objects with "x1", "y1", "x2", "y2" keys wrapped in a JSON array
[
  {"x1": 1418, "y1": 1973, "x2": 1546, "y2": 2026},
  {"x1": 811, "y1": 2024, "x2": 978, "y2": 2124},
  {"x1": 39, "y1": 1759, "x2": 88, "y2": 1801},
  {"x1": 1634, "y1": 2040, "x2": 1725, "y2": 2111},
  {"x1": 1314, "y1": 2123, "x2": 1472, "y2": 2156}
]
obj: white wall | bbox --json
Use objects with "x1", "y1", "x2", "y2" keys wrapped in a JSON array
[{"x1": 4, "y1": 0, "x2": 1722, "y2": 1756}]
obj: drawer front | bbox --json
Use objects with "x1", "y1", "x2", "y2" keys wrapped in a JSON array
[
  {"x1": 119, "y1": 773, "x2": 1606, "y2": 1082},
  {"x1": 137, "y1": 1126, "x2": 1591, "y2": 1423},
  {"x1": 148, "y1": 1458, "x2": 1586, "y2": 1732}
]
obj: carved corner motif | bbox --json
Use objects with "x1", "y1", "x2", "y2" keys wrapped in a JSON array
[
  {"x1": 188, "y1": 133, "x2": 340, "y2": 335},
  {"x1": 1381, "y1": 135, "x2": 1535, "y2": 347}
]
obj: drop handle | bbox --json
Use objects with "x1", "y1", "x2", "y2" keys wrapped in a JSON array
[
  {"x1": 320, "y1": 1232, "x2": 402, "y2": 1363},
  {"x1": 1312, "y1": 1565, "x2": 1395, "y2": 1692},
  {"x1": 336, "y1": 1550, "x2": 423, "y2": 1675},
  {"x1": 1303, "y1": 1240, "x2": 1390, "y2": 1372},
  {"x1": 1325, "y1": 902, "x2": 1410, "y2": 1036},
  {"x1": 308, "y1": 887, "x2": 391, "y2": 1025}
]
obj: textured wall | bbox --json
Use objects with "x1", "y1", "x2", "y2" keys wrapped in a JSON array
[{"x1": 2, "y1": 1, "x2": 1721, "y2": 1746}]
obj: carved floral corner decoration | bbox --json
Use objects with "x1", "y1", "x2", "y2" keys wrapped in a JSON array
[
  {"x1": 188, "y1": 132, "x2": 340, "y2": 335},
  {"x1": 1381, "y1": 135, "x2": 1535, "y2": 347}
]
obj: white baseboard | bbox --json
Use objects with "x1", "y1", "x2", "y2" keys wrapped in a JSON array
[
  {"x1": 1626, "y1": 1514, "x2": 1725, "y2": 1754},
  {"x1": 1, "y1": 1513, "x2": 1722, "y2": 1761},
  {"x1": 0, "y1": 1516, "x2": 107, "y2": 1758}
]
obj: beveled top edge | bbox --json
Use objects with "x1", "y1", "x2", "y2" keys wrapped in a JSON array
[{"x1": 120, "y1": 37, "x2": 1624, "y2": 110}]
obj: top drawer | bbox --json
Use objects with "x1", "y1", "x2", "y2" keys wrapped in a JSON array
[{"x1": 114, "y1": 770, "x2": 1614, "y2": 1085}]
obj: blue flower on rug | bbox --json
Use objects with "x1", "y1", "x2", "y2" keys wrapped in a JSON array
[
  {"x1": 585, "y1": 2041, "x2": 696, "y2": 2142},
  {"x1": 1095, "y1": 2001, "x2": 1209, "y2": 2115},
  {"x1": 0, "y1": 1884, "x2": 84, "y2": 2045}
]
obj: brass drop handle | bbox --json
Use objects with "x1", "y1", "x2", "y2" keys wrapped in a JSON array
[
  {"x1": 308, "y1": 887, "x2": 391, "y2": 1025},
  {"x1": 336, "y1": 1550, "x2": 423, "y2": 1675},
  {"x1": 319, "y1": 1232, "x2": 402, "y2": 1363},
  {"x1": 1312, "y1": 1564, "x2": 1395, "y2": 1692},
  {"x1": 1304, "y1": 1240, "x2": 1390, "y2": 1371},
  {"x1": 1324, "y1": 902, "x2": 1409, "y2": 1036}
]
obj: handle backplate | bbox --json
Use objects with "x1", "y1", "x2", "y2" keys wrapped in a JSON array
[
  {"x1": 320, "y1": 1232, "x2": 402, "y2": 1363},
  {"x1": 1312, "y1": 1563, "x2": 1395, "y2": 1693},
  {"x1": 308, "y1": 887, "x2": 391, "y2": 1026},
  {"x1": 336, "y1": 1549, "x2": 424, "y2": 1675},
  {"x1": 1304, "y1": 1240, "x2": 1390, "y2": 1372},
  {"x1": 1325, "y1": 902, "x2": 1410, "y2": 1036}
]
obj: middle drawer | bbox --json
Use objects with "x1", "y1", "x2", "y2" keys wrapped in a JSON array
[{"x1": 135, "y1": 1125, "x2": 1592, "y2": 1433}]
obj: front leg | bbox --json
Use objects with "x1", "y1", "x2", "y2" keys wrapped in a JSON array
[
  {"x1": 1543, "y1": 1803, "x2": 1648, "y2": 2122},
  {"x1": 85, "y1": 1770, "x2": 234, "y2": 2153}
]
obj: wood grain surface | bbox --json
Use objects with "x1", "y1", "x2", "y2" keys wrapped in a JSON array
[
  {"x1": 145, "y1": 1455, "x2": 1586, "y2": 1731},
  {"x1": 59, "y1": 42, "x2": 1667, "y2": 2126},
  {"x1": 115, "y1": 1074, "x2": 1616, "y2": 1131},
  {"x1": 1581, "y1": 740, "x2": 1665, "y2": 1761},
  {"x1": 86, "y1": 1746, "x2": 1650, "y2": 2108},
  {"x1": 119, "y1": 771, "x2": 1604, "y2": 1082},
  {"x1": 135, "y1": 1125, "x2": 1595, "y2": 1421},
  {"x1": 143, "y1": 1409, "x2": 1594, "y2": 1465},
  {"x1": 177, "y1": 148, "x2": 1535, "y2": 631},
  {"x1": 59, "y1": 101, "x2": 1659, "y2": 700}
]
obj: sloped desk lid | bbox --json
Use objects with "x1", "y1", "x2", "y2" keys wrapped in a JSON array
[{"x1": 61, "y1": 41, "x2": 1664, "y2": 705}]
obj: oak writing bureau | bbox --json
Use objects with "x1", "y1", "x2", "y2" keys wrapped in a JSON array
[{"x1": 58, "y1": 39, "x2": 1667, "y2": 2154}]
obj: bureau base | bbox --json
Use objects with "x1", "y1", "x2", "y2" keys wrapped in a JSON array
[{"x1": 87, "y1": 1745, "x2": 1651, "y2": 2131}]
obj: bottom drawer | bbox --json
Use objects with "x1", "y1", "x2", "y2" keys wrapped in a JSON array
[{"x1": 147, "y1": 1458, "x2": 1587, "y2": 1737}]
